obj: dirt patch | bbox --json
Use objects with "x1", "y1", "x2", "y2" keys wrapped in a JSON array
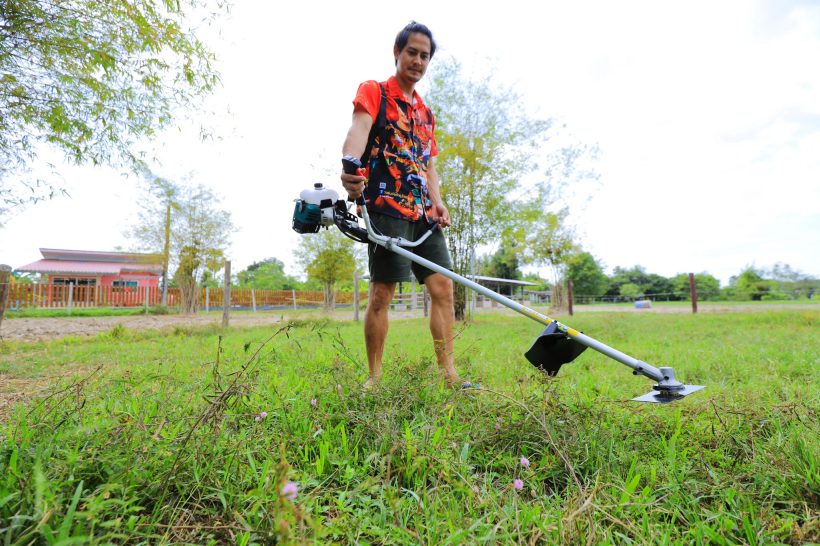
[
  {"x1": 0, "y1": 363, "x2": 97, "y2": 422},
  {"x1": 0, "y1": 308, "x2": 401, "y2": 343}
]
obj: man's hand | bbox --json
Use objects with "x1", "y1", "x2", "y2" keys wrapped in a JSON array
[
  {"x1": 429, "y1": 202, "x2": 451, "y2": 227},
  {"x1": 341, "y1": 172, "x2": 366, "y2": 200}
]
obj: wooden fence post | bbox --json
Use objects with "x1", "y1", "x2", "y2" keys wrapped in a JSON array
[
  {"x1": 144, "y1": 286, "x2": 149, "y2": 312},
  {"x1": 353, "y1": 271, "x2": 360, "y2": 322},
  {"x1": 689, "y1": 273, "x2": 698, "y2": 314},
  {"x1": 251, "y1": 289, "x2": 256, "y2": 312},
  {"x1": 292, "y1": 289, "x2": 297, "y2": 310},
  {"x1": 0, "y1": 265, "x2": 11, "y2": 335},
  {"x1": 567, "y1": 279, "x2": 574, "y2": 316},
  {"x1": 222, "y1": 261, "x2": 231, "y2": 328},
  {"x1": 67, "y1": 284, "x2": 74, "y2": 316},
  {"x1": 205, "y1": 286, "x2": 210, "y2": 313}
]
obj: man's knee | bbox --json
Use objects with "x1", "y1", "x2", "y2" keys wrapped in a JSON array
[
  {"x1": 425, "y1": 274, "x2": 453, "y2": 304},
  {"x1": 367, "y1": 282, "x2": 395, "y2": 312}
]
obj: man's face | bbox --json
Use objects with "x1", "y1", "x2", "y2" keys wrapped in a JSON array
[{"x1": 394, "y1": 32, "x2": 432, "y2": 84}]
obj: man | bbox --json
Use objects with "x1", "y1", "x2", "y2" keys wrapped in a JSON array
[{"x1": 340, "y1": 21, "x2": 468, "y2": 389}]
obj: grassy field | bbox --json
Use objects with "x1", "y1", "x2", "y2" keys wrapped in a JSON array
[{"x1": 0, "y1": 309, "x2": 817, "y2": 544}]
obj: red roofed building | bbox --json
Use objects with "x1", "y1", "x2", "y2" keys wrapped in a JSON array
[{"x1": 17, "y1": 249, "x2": 163, "y2": 288}]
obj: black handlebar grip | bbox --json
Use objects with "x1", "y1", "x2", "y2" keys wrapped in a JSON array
[
  {"x1": 342, "y1": 156, "x2": 367, "y2": 206},
  {"x1": 342, "y1": 156, "x2": 361, "y2": 175}
]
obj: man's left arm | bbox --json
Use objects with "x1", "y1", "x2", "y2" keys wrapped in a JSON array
[{"x1": 426, "y1": 158, "x2": 450, "y2": 227}]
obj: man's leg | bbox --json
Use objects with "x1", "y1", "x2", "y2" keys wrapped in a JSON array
[
  {"x1": 363, "y1": 281, "x2": 396, "y2": 386},
  {"x1": 424, "y1": 273, "x2": 460, "y2": 385}
]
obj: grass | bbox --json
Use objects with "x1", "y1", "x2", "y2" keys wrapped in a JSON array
[
  {"x1": 5, "y1": 306, "x2": 173, "y2": 319},
  {"x1": 0, "y1": 309, "x2": 818, "y2": 544}
]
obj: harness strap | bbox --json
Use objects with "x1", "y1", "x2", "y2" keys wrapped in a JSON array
[{"x1": 359, "y1": 83, "x2": 388, "y2": 167}]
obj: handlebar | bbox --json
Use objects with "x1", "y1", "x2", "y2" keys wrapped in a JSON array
[{"x1": 340, "y1": 155, "x2": 439, "y2": 247}]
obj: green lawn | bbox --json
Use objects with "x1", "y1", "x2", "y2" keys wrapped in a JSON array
[{"x1": 0, "y1": 309, "x2": 818, "y2": 544}]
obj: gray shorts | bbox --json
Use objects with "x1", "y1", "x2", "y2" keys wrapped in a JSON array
[{"x1": 367, "y1": 212, "x2": 453, "y2": 284}]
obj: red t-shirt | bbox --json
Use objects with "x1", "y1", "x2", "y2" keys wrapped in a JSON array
[{"x1": 352, "y1": 76, "x2": 438, "y2": 221}]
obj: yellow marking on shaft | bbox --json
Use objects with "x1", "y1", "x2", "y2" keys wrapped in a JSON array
[
  {"x1": 521, "y1": 307, "x2": 552, "y2": 325},
  {"x1": 567, "y1": 328, "x2": 579, "y2": 337}
]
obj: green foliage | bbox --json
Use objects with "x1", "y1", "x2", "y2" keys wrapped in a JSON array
[
  {"x1": 0, "y1": 309, "x2": 817, "y2": 543},
  {"x1": 618, "y1": 282, "x2": 642, "y2": 300},
  {"x1": 0, "y1": 0, "x2": 225, "y2": 221},
  {"x1": 146, "y1": 305, "x2": 171, "y2": 315},
  {"x1": 522, "y1": 272, "x2": 550, "y2": 291},
  {"x1": 671, "y1": 272, "x2": 721, "y2": 301},
  {"x1": 237, "y1": 257, "x2": 299, "y2": 290},
  {"x1": 556, "y1": 257, "x2": 815, "y2": 303},
  {"x1": 606, "y1": 265, "x2": 674, "y2": 300},
  {"x1": 729, "y1": 266, "x2": 772, "y2": 301},
  {"x1": 479, "y1": 244, "x2": 522, "y2": 295},
  {"x1": 565, "y1": 251, "x2": 608, "y2": 296},
  {"x1": 5, "y1": 307, "x2": 147, "y2": 319}
]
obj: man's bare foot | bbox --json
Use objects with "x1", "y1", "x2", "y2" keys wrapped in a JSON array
[
  {"x1": 363, "y1": 376, "x2": 380, "y2": 391},
  {"x1": 442, "y1": 371, "x2": 463, "y2": 389}
]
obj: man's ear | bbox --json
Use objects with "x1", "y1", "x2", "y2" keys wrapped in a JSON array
[{"x1": 393, "y1": 45, "x2": 399, "y2": 65}]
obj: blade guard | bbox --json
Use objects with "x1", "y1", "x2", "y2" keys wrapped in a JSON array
[
  {"x1": 632, "y1": 384, "x2": 706, "y2": 403},
  {"x1": 524, "y1": 321, "x2": 588, "y2": 376}
]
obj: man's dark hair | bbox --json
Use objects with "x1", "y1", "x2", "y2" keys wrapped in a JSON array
[{"x1": 394, "y1": 21, "x2": 436, "y2": 59}]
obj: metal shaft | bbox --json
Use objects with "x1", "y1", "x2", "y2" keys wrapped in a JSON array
[{"x1": 374, "y1": 233, "x2": 666, "y2": 383}]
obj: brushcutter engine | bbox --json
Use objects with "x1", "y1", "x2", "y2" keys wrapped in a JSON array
[
  {"x1": 292, "y1": 183, "x2": 369, "y2": 243},
  {"x1": 292, "y1": 183, "x2": 339, "y2": 234}
]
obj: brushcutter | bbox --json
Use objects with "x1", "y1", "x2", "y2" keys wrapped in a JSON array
[{"x1": 292, "y1": 171, "x2": 705, "y2": 403}]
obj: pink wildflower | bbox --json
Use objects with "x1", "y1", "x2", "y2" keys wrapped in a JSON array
[
  {"x1": 254, "y1": 415, "x2": 261, "y2": 422},
  {"x1": 495, "y1": 422, "x2": 501, "y2": 431},
  {"x1": 310, "y1": 398, "x2": 317, "y2": 407},
  {"x1": 513, "y1": 479, "x2": 524, "y2": 491},
  {"x1": 281, "y1": 481, "x2": 298, "y2": 501},
  {"x1": 520, "y1": 456, "x2": 530, "y2": 469},
  {"x1": 260, "y1": 411, "x2": 268, "y2": 419}
]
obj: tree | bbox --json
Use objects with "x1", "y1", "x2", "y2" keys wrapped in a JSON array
[
  {"x1": 129, "y1": 170, "x2": 179, "y2": 305},
  {"x1": 606, "y1": 265, "x2": 651, "y2": 297},
  {"x1": 516, "y1": 197, "x2": 578, "y2": 287},
  {"x1": 237, "y1": 258, "x2": 298, "y2": 290},
  {"x1": 128, "y1": 180, "x2": 233, "y2": 313},
  {"x1": 294, "y1": 229, "x2": 360, "y2": 310},
  {"x1": 729, "y1": 266, "x2": 770, "y2": 301},
  {"x1": 424, "y1": 58, "x2": 551, "y2": 319},
  {"x1": 671, "y1": 272, "x2": 720, "y2": 301},
  {"x1": 606, "y1": 265, "x2": 676, "y2": 300},
  {"x1": 619, "y1": 282, "x2": 642, "y2": 301},
  {"x1": 479, "y1": 243, "x2": 522, "y2": 295},
  {"x1": 765, "y1": 263, "x2": 819, "y2": 299},
  {"x1": 0, "y1": 0, "x2": 223, "y2": 222},
  {"x1": 565, "y1": 251, "x2": 608, "y2": 299}
]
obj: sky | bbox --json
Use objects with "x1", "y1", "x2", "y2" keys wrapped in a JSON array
[{"x1": 2, "y1": 0, "x2": 819, "y2": 287}]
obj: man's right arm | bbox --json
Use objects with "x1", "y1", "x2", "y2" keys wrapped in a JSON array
[{"x1": 341, "y1": 111, "x2": 373, "y2": 200}]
